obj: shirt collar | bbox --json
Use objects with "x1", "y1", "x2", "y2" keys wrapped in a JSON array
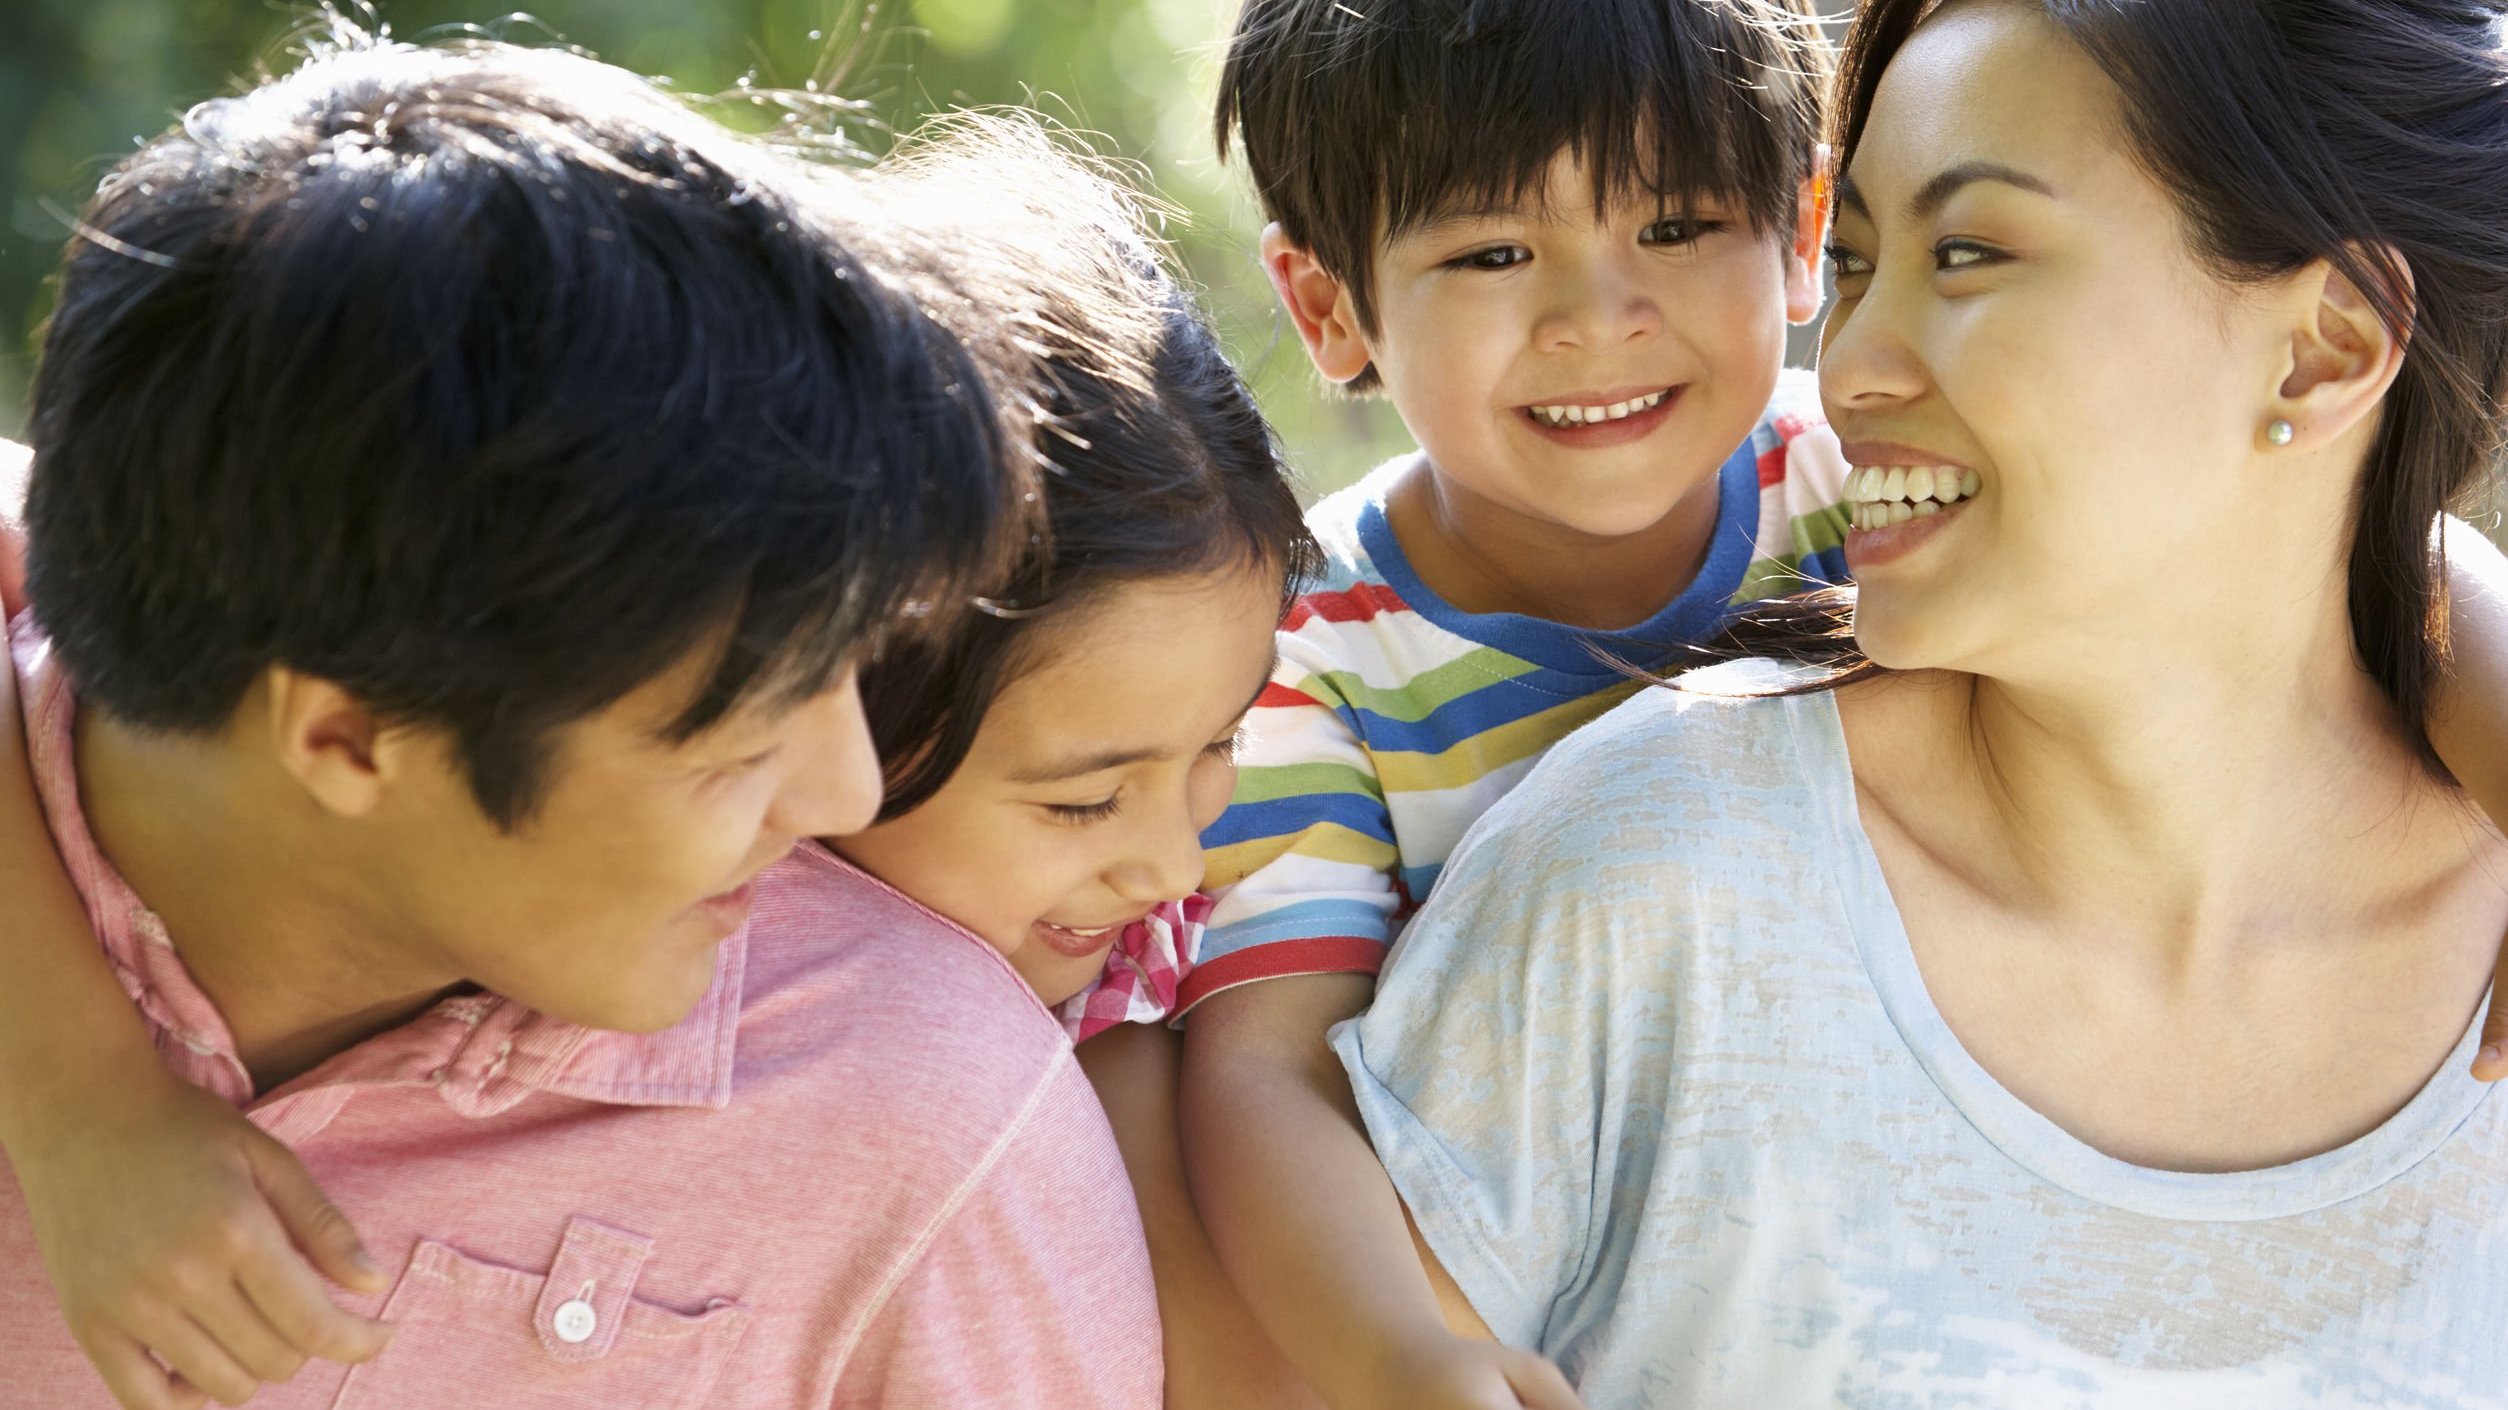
[{"x1": 12, "y1": 617, "x2": 744, "y2": 1115}]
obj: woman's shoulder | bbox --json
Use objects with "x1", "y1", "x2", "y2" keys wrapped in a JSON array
[{"x1": 1509, "y1": 659, "x2": 1844, "y2": 822}]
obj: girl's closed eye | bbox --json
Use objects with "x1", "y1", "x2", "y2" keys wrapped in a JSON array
[{"x1": 1046, "y1": 793, "x2": 1124, "y2": 825}]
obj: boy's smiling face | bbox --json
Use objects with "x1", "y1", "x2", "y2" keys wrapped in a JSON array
[{"x1": 1270, "y1": 147, "x2": 1825, "y2": 542}]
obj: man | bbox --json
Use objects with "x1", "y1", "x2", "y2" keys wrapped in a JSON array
[{"x1": 0, "y1": 31, "x2": 1156, "y2": 1410}]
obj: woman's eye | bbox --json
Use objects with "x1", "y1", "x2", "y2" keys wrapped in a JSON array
[
  {"x1": 1641, "y1": 217, "x2": 1720, "y2": 246},
  {"x1": 1824, "y1": 244, "x2": 1873, "y2": 281},
  {"x1": 1451, "y1": 244, "x2": 1529, "y2": 271},
  {"x1": 1934, "y1": 238, "x2": 1999, "y2": 272},
  {"x1": 1046, "y1": 795, "x2": 1123, "y2": 824}
]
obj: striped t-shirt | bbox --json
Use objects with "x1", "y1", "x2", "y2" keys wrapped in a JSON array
[{"x1": 1181, "y1": 372, "x2": 1851, "y2": 1012}]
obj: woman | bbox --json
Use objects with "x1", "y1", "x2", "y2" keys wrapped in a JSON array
[{"x1": 1332, "y1": 1, "x2": 2508, "y2": 1403}]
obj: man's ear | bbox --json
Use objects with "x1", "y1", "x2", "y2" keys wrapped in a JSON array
[
  {"x1": 1784, "y1": 146, "x2": 1832, "y2": 326},
  {"x1": 1259, "y1": 223, "x2": 1374, "y2": 385},
  {"x1": 260, "y1": 668, "x2": 398, "y2": 819},
  {"x1": 2270, "y1": 248, "x2": 2410, "y2": 452}
]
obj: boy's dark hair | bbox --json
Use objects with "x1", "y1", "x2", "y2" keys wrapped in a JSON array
[
  {"x1": 1216, "y1": 0, "x2": 1831, "y2": 391},
  {"x1": 856, "y1": 118, "x2": 1320, "y2": 819},
  {"x1": 26, "y1": 31, "x2": 1019, "y2": 827}
]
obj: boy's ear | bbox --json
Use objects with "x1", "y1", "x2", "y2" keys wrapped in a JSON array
[
  {"x1": 260, "y1": 668, "x2": 398, "y2": 820},
  {"x1": 1784, "y1": 145, "x2": 1832, "y2": 326},
  {"x1": 1260, "y1": 224, "x2": 1373, "y2": 385},
  {"x1": 2270, "y1": 247, "x2": 2409, "y2": 453}
]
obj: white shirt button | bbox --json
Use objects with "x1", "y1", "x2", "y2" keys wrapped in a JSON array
[{"x1": 552, "y1": 1298, "x2": 598, "y2": 1344}]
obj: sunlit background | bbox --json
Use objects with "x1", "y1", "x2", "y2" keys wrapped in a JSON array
[{"x1": 0, "y1": 0, "x2": 1442, "y2": 497}]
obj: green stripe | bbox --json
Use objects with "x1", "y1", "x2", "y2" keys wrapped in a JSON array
[
  {"x1": 1308, "y1": 646, "x2": 1540, "y2": 723},
  {"x1": 1231, "y1": 760, "x2": 1384, "y2": 805}
]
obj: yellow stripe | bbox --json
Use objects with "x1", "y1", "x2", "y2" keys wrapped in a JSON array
[{"x1": 1204, "y1": 823, "x2": 1399, "y2": 888}]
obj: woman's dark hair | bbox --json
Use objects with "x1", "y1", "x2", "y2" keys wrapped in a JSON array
[
  {"x1": 854, "y1": 119, "x2": 1321, "y2": 820},
  {"x1": 1724, "y1": 0, "x2": 2508, "y2": 755},
  {"x1": 23, "y1": 25, "x2": 1021, "y2": 826}
]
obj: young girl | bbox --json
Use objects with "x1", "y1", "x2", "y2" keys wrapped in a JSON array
[{"x1": 0, "y1": 117, "x2": 1315, "y2": 1410}]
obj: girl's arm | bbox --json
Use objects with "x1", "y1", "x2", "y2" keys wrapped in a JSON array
[
  {"x1": 2429, "y1": 517, "x2": 2508, "y2": 1081},
  {"x1": 1077, "y1": 1022, "x2": 1327, "y2": 1410},
  {"x1": 0, "y1": 489, "x2": 391, "y2": 1410}
]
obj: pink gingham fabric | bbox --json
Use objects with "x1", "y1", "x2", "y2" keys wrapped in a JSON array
[
  {"x1": 0, "y1": 618, "x2": 1162, "y2": 1409},
  {"x1": 1058, "y1": 893, "x2": 1211, "y2": 1044}
]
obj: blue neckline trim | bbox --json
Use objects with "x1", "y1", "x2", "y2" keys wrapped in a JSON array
[{"x1": 1352, "y1": 434, "x2": 1763, "y2": 678}]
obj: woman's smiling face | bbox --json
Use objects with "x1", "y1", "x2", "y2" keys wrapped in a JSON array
[{"x1": 1819, "y1": 1, "x2": 2308, "y2": 682}]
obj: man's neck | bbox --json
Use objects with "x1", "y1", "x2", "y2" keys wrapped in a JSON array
[
  {"x1": 1384, "y1": 458, "x2": 1726, "y2": 632},
  {"x1": 74, "y1": 710, "x2": 457, "y2": 1092}
]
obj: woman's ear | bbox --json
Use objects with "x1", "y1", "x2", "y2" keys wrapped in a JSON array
[
  {"x1": 1259, "y1": 223, "x2": 1374, "y2": 385},
  {"x1": 2271, "y1": 248, "x2": 2411, "y2": 450}
]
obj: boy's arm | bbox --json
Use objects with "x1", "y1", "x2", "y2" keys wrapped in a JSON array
[
  {"x1": 1178, "y1": 975, "x2": 1578, "y2": 1410},
  {"x1": 1077, "y1": 1023, "x2": 1325, "y2": 1410},
  {"x1": 0, "y1": 500, "x2": 388, "y2": 1409},
  {"x1": 2428, "y1": 517, "x2": 2508, "y2": 1081}
]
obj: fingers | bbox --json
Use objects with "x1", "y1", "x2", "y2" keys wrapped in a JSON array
[
  {"x1": 248, "y1": 1140, "x2": 384, "y2": 1296},
  {"x1": 1500, "y1": 1349, "x2": 1585, "y2": 1410},
  {"x1": 122, "y1": 1308, "x2": 261, "y2": 1409},
  {"x1": 2476, "y1": 938, "x2": 2508, "y2": 1082},
  {"x1": 79, "y1": 1328, "x2": 209, "y2": 1410},
  {"x1": 183, "y1": 1281, "x2": 306, "y2": 1387},
  {"x1": 235, "y1": 1239, "x2": 393, "y2": 1368}
]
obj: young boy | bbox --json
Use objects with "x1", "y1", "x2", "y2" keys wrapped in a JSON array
[{"x1": 1175, "y1": 2, "x2": 1846, "y2": 1406}]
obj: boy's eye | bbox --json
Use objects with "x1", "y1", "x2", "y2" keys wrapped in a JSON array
[
  {"x1": 1046, "y1": 794, "x2": 1124, "y2": 824},
  {"x1": 1640, "y1": 217, "x2": 1719, "y2": 246},
  {"x1": 1450, "y1": 244, "x2": 1530, "y2": 271}
]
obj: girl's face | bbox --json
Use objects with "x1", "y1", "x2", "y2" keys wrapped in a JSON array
[
  {"x1": 1819, "y1": 1, "x2": 2319, "y2": 681},
  {"x1": 834, "y1": 563, "x2": 1281, "y2": 1007}
]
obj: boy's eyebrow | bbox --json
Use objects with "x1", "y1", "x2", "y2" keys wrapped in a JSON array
[{"x1": 1835, "y1": 161, "x2": 2057, "y2": 222}]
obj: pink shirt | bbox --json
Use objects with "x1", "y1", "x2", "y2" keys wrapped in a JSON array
[{"x1": 0, "y1": 621, "x2": 1162, "y2": 1408}]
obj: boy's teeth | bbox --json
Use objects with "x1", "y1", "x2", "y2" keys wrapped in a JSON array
[
  {"x1": 1844, "y1": 465, "x2": 1983, "y2": 530},
  {"x1": 1530, "y1": 389, "x2": 1668, "y2": 427}
]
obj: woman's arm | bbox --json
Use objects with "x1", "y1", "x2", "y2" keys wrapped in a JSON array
[
  {"x1": 2426, "y1": 518, "x2": 2508, "y2": 1080},
  {"x1": 0, "y1": 486, "x2": 390, "y2": 1410}
]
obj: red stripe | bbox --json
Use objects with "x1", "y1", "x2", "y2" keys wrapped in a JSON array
[
  {"x1": 1256, "y1": 681, "x2": 1322, "y2": 710},
  {"x1": 1283, "y1": 580, "x2": 1411, "y2": 631},
  {"x1": 1756, "y1": 443, "x2": 1788, "y2": 488},
  {"x1": 1173, "y1": 936, "x2": 1385, "y2": 1015}
]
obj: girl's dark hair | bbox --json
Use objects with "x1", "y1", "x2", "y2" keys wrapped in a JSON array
[
  {"x1": 854, "y1": 119, "x2": 1322, "y2": 820},
  {"x1": 1725, "y1": 0, "x2": 2508, "y2": 753}
]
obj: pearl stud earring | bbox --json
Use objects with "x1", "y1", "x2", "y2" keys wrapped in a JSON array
[{"x1": 2265, "y1": 418, "x2": 2295, "y2": 446}]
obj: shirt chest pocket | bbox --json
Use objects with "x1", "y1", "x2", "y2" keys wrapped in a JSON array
[{"x1": 332, "y1": 1216, "x2": 751, "y2": 1410}]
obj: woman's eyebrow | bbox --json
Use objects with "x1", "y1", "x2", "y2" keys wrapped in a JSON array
[{"x1": 1835, "y1": 160, "x2": 2057, "y2": 222}]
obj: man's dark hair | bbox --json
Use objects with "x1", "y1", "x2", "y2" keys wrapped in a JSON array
[
  {"x1": 25, "y1": 30, "x2": 1017, "y2": 826},
  {"x1": 1215, "y1": 0, "x2": 1831, "y2": 391}
]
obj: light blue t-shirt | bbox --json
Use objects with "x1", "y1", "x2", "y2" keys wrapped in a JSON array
[{"x1": 1333, "y1": 660, "x2": 2508, "y2": 1409}]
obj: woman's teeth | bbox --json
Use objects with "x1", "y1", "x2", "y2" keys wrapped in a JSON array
[
  {"x1": 1844, "y1": 465, "x2": 1982, "y2": 531},
  {"x1": 1528, "y1": 389, "x2": 1669, "y2": 427}
]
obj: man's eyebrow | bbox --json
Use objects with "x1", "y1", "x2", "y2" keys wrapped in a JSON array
[{"x1": 1835, "y1": 161, "x2": 2057, "y2": 222}]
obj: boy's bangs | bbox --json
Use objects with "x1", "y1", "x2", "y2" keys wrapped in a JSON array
[{"x1": 1381, "y1": 1, "x2": 1819, "y2": 246}]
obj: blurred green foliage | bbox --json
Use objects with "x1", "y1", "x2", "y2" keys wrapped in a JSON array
[{"x1": 0, "y1": 0, "x2": 1413, "y2": 494}]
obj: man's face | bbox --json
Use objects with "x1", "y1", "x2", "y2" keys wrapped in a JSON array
[{"x1": 356, "y1": 651, "x2": 884, "y2": 1033}]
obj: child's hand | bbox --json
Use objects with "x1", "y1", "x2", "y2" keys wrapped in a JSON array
[
  {"x1": 14, "y1": 1073, "x2": 392, "y2": 1409},
  {"x1": 1371, "y1": 1334, "x2": 1583, "y2": 1410}
]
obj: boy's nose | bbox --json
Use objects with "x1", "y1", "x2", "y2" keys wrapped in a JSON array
[
  {"x1": 765, "y1": 671, "x2": 886, "y2": 843},
  {"x1": 1535, "y1": 262, "x2": 1663, "y2": 352}
]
